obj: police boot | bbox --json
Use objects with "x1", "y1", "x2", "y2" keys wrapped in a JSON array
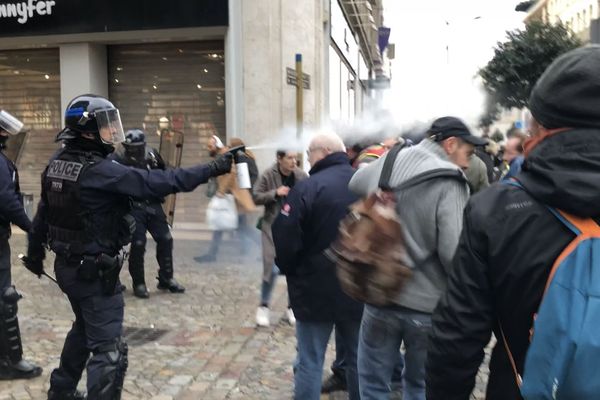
[
  {"x1": 47, "y1": 389, "x2": 87, "y2": 400},
  {"x1": 132, "y1": 284, "x2": 149, "y2": 299},
  {"x1": 0, "y1": 286, "x2": 42, "y2": 380},
  {"x1": 156, "y1": 250, "x2": 185, "y2": 294},
  {"x1": 156, "y1": 268, "x2": 185, "y2": 294},
  {"x1": 128, "y1": 244, "x2": 148, "y2": 299},
  {"x1": 156, "y1": 276, "x2": 185, "y2": 293}
]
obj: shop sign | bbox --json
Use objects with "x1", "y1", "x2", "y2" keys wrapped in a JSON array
[{"x1": 0, "y1": 0, "x2": 227, "y2": 38}]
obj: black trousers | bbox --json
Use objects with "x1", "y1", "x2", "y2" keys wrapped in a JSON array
[
  {"x1": 0, "y1": 237, "x2": 11, "y2": 291},
  {"x1": 49, "y1": 255, "x2": 125, "y2": 394},
  {"x1": 128, "y1": 203, "x2": 174, "y2": 285}
]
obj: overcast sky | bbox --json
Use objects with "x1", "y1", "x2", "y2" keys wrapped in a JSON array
[{"x1": 382, "y1": 0, "x2": 525, "y2": 129}]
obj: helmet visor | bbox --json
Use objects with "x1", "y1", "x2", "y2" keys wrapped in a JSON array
[
  {"x1": 0, "y1": 110, "x2": 24, "y2": 136},
  {"x1": 95, "y1": 108, "x2": 125, "y2": 144}
]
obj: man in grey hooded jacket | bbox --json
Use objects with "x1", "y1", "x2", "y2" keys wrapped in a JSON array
[{"x1": 348, "y1": 116, "x2": 482, "y2": 400}]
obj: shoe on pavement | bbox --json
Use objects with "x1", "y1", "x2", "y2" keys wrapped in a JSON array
[
  {"x1": 285, "y1": 307, "x2": 296, "y2": 326},
  {"x1": 0, "y1": 357, "x2": 42, "y2": 380},
  {"x1": 157, "y1": 277, "x2": 186, "y2": 293},
  {"x1": 255, "y1": 306, "x2": 270, "y2": 327},
  {"x1": 132, "y1": 284, "x2": 149, "y2": 299},
  {"x1": 48, "y1": 389, "x2": 87, "y2": 400},
  {"x1": 194, "y1": 254, "x2": 216, "y2": 263},
  {"x1": 321, "y1": 373, "x2": 347, "y2": 393}
]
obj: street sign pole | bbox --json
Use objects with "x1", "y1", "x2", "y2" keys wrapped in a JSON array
[{"x1": 295, "y1": 53, "x2": 304, "y2": 167}]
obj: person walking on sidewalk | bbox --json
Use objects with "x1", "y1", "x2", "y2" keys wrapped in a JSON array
[
  {"x1": 195, "y1": 136, "x2": 257, "y2": 262},
  {"x1": 253, "y1": 149, "x2": 307, "y2": 327}
]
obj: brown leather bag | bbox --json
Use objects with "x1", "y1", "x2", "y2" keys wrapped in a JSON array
[{"x1": 329, "y1": 144, "x2": 465, "y2": 306}]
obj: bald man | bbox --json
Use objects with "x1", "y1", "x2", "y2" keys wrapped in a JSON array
[{"x1": 273, "y1": 133, "x2": 363, "y2": 400}]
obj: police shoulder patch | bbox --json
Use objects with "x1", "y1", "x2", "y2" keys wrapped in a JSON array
[{"x1": 47, "y1": 160, "x2": 84, "y2": 182}]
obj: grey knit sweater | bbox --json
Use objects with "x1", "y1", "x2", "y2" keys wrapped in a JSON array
[{"x1": 349, "y1": 139, "x2": 469, "y2": 313}]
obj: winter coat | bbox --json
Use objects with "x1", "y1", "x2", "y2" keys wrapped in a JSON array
[
  {"x1": 349, "y1": 139, "x2": 469, "y2": 313},
  {"x1": 465, "y1": 154, "x2": 490, "y2": 194},
  {"x1": 272, "y1": 152, "x2": 363, "y2": 322},
  {"x1": 253, "y1": 163, "x2": 308, "y2": 281},
  {"x1": 426, "y1": 129, "x2": 600, "y2": 400}
]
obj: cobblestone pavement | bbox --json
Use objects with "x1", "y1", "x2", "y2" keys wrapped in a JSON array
[{"x1": 0, "y1": 232, "x2": 490, "y2": 400}]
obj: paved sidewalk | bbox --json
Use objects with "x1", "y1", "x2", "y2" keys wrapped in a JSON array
[{"x1": 0, "y1": 233, "x2": 490, "y2": 399}]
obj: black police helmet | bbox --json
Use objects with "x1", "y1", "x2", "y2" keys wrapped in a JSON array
[
  {"x1": 57, "y1": 94, "x2": 125, "y2": 144},
  {"x1": 124, "y1": 129, "x2": 146, "y2": 146},
  {"x1": 64, "y1": 94, "x2": 114, "y2": 133}
]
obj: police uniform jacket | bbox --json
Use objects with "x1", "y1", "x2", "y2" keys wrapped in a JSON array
[{"x1": 0, "y1": 151, "x2": 31, "y2": 235}]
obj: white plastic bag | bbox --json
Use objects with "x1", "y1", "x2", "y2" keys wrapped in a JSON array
[{"x1": 206, "y1": 194, "x2": 238, "y2": 230}]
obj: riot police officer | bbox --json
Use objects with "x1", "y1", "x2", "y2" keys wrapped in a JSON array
[
  {"x1": 0, "y1": 110, "x2": 42, "y2": 380},
  {"x1": 24, "y1": 94, "x2": 232, "y2": 400},
  {"x1": 111, "y1": 129, "x2": 185, "y2": 298}
]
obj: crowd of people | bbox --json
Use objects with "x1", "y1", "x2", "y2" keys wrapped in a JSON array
[
  {"x1": 258, "y1": 45, "x2": 600, "y2": 400},
  {"x1": 0, "y1": 44, "x2": 598, "y2": 400}
]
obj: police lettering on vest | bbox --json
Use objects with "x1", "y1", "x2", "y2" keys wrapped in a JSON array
[{"x1": 46, "y1": 160, "x2": 83, "y2": 182}]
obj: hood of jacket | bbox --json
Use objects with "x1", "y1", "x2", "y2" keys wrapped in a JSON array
[{"x1": 519, "y1": 128, "x2": 600, "y2": 217}]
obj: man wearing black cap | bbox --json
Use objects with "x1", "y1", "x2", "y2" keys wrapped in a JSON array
[
  {"x1": 348, "y1": 116, "x2": 476, "y2": 400},
  {"x1": 426, "y1": 45, "x2": 600, "y2": 400}
]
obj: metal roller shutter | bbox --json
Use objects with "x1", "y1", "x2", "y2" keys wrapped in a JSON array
[
  {"x1": 0, "y1": 48, "x2": 61, "y2": 199},
  {"x1": 108, "y1": 41, "x2": 226, "y2": 227}
]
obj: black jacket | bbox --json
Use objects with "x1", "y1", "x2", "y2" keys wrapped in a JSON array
[
  {"x1": 29, "y1": 138, "x2": 213, "y2": 258},
  {"x1": 426, "y1": 129, "x2": 600, "y2": 400},
  {"x1": 0, "y1": 151, "x2": 31, "y2": 234},
  {"x1": 272, "y1": 152, "x2": 363, "y2": 322}
]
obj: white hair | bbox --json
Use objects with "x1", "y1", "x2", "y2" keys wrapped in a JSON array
[{"x1": 310, "y1": 132, "x2": 346, "y2": 153}]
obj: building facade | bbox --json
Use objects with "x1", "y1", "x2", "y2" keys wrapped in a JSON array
[
  {"x1": 525, "y1": 0, "x2": 600, "y2": 42},
  {"x1": 0, "y1": 0, "x2": 383, "y2": 226}
]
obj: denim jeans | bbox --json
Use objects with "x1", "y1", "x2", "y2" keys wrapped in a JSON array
[
  {"x1": 332, "y1": 327, "x2": 404, "y2": 386},
  {"x1": 358, "y1": 304, "x2": 432, "y2": 400},
  {"x1": 260, "y1": 265, "x2": 279, "y2": 306},
  {"x1": 294, "y1": 319, "x2": 361, "y2": 400}
]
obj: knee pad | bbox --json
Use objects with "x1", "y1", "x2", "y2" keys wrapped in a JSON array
[
  {"x1": 0, "y1": 286, "x2": 23, "y2": 362},
  {"x1": 132, "y1": 239, "x2": 146, "y2": 248},
  {"x1": 156, "y1": 232, "x2": 173, "y2": 248},
  {"x1": 88, "y1": 339, "x2": 128, "y2": 400}
]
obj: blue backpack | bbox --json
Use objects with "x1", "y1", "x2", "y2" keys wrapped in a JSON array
[{"x1": 502, "y1": 184, "x2": 600, "y2": 399}]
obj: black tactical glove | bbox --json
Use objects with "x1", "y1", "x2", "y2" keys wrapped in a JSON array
[
  {"x1": 208, "y1": 153, "x2": 233, "y2": 177},
  {"x1": 20, "y1": 255, "x2": 44, "y2": 278}
]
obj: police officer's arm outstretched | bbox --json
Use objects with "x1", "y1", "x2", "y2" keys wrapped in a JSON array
[{"x1": 25, "y1": 94, "x2": 231, "y2": 400}]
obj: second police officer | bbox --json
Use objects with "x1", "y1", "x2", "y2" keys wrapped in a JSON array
[
  {"x1": 111, "y1": 129, "x2": 185, "y2": 298},
  {"x1": 0, "y1": 110, "x2": 42, "y2": 381},
  {"x1": 24, "y1": 94, "x2": 232, "y2": 400}
]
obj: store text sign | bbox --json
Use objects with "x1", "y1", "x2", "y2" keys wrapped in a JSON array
[
  {"x1": 0, "y1": 0, "x2": 227, "y2": 38},
  {"x1": 0, "y1": 0, "x2": 55, "y2": 24}
]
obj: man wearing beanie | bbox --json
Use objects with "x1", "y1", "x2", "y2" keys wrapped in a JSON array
[{"x1": 426, "y1": 45, "x2": 600, "y2": 400}]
